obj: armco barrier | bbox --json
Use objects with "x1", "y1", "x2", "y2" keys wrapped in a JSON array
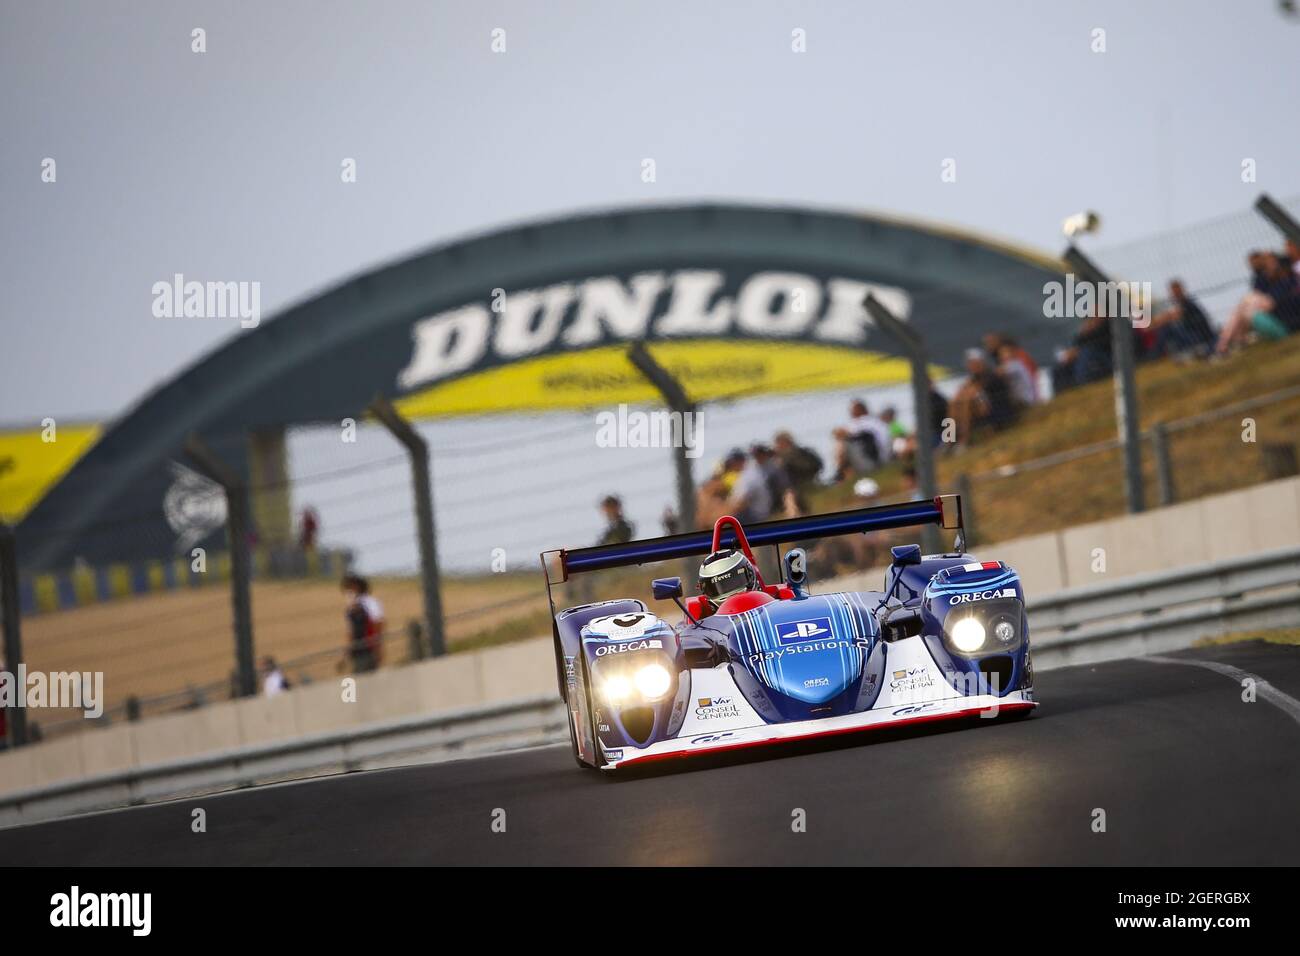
[
  {"x1": 2, "y1": 544, "x2": 1297, "y2": 826},
  {"x1": 1026, "y1": 544, "x2": 1300, "y2": 668}
]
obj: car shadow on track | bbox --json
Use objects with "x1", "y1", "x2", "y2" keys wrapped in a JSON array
[{"x1": 606, "y1": 709, "x2": 1035, "y2": 782}]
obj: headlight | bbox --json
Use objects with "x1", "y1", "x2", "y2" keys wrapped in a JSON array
[
  {"x1": 937, "y1": 598, "x2": 1024, "y2": 657},
  {"x1": 600, "y1": 674, "x2": 632, "y2": 703},
  {"x1": 633, "y1": 663, "x2": 673, "y2": 700},
  {"x1": 949, "y1": 617, "x2": 986, "y2": 653},
  {"x1": 994, "y1": 619, "x2": 1016, "y2": 644}
]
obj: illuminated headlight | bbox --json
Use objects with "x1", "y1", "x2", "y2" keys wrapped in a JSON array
[
  {"x1": 633, "y1": 663, "x2": 673, "y2": 701},
  {"x1": 600, "y1": 674, "x2": 633, "y2": 703},
  {"x1": 949, "y1": 617, "x2": 986, "y2": 653}
]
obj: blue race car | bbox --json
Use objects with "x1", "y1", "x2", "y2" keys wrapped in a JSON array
[{"x1": 542, "y1": 495, "x2": 1036, "y2": 771}]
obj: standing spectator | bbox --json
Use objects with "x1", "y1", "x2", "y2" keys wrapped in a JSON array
[
  {"x1": 298, "y1": 506, "x2": 319, "y2": 552},
  {"x1": 359, "y1": 587, "x2": 386, "y2": 660},
  {"x1": 260, "y1": 656, "x2": 289, "y2": 696},
  {"x1": 725, "y1": 448, "x2": 773, "y2": 523},
  {"x1": 597, "y1": 494, "x2": 634, "y2": 545},
  {"x1": 340, "y1": 575, "x2": 381, "y2": 673},
  {"x1": 1150, "y1": 280, "x2": 1215, "y2": 358},
  {"x1": 832, "y1": 399, "x2": 892, "y2": 480},
  {"x1": 773, "y1": 430, "x2": 823, "y2": 509},
  {"x1": 751, "y1": 443, "x2": 798, "y2": 518}
]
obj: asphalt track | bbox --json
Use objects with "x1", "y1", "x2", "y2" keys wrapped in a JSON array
[{"x1": 4, "y1": 641, "x2": 1299, "y2": 866}]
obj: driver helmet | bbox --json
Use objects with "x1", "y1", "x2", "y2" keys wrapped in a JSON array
[{"x1": 698, "y1": 549, "x2": 759, "y2": 602}]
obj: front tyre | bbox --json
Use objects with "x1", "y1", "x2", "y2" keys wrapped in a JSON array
[{"x1": 565, "y1": 653, "x2": 602, "y2": 770}]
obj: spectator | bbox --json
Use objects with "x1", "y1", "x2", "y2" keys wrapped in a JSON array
[
  {"x1": 1052, "y1": 311, "x2": 1113, "y2": 391},
  {"x1": 1217, "y1": 252, "x2": 1300, "y2": 353},
  {"x1": 928, "y1": 380, "x2": 951, "y2": 446},
  {"x1": 832, "y1": 399, "x2": 892, "y2": 480},
  {"x1": 752, "y1": 443, "x2": 798, "y2": 518},
  {"x1": 773, "y1": 430, "x2": 823, "y2": 510},
  {"x1": 996, "y1": 342, "x2": 1036, "y2": 407},
  {"x1": 597, "y1": 494, "x2": 634, "y2": 545},
  {"x1": 261, "y1": 656, "x2": 289, "y2": 696},
  {"x1": 1149, "y1": 279, "x2": 1215, "y2": 358},
  {"x1": 899, "y1": 464, "x2": 918, "y2": 495},
  {"x1": 725, "y1": 448, "x2": 773, "y2": 523},
  {"x1": 298, "y1": 506, "x2": 319, "y2": 551},
  {"x1": 359, "y1": 585, "x2": 386, "y2": 657},
  {"x1": 980, "y1": 331, "x2": 1004, "y2": 360},
  {"x1": 950, "y1": 349, "x2": 1017, "y2": 446},
  {"x1": 989, "y1": 334, "x2": 1039, "y2": 401},
  {"x1": 340, "y1": 574, "x2": 382, "y2": 673},
  {"x1": 695, "y1": 458, "x2": 735, "y2": 530},
  {"x1": 879, "y1": 407, "x2": 911, "y2": 458},
  {"x1": 808, "y1": 476, "x2": 886, "y2": 577}
]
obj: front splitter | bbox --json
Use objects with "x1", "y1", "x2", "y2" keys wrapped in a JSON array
[{"x1": 603, "y1": 691, "x2": 1037, "y2": 770}]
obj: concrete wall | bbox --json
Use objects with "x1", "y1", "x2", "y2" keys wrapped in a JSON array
[
  {"x1": 829, "y1": 474, "x2": 1300, "y2": 599},
  {"x1": 4, "y1": 475, "x2": 1297, "y2": 797},
  {"x1": 0, "y1": 637, "x2": 555, "y2": 797}
]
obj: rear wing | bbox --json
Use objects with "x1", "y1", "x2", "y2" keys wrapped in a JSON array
[{"x1": 541, "y1": 494, "x2": 963, "y2": 586}]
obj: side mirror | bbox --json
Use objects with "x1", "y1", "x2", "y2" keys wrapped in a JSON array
[
  {"x1": 652, "y1": 576, "x2": 683, "y2": 601},
  {"x1": 891, "y1": 544, "x2": 923, "y2": 567},
  {"x1": 783, "y1": 548, "x2": 808, "y2": 587},
  {"x1": 783, "y1": 547, "x2": 809, "y2": 599}
]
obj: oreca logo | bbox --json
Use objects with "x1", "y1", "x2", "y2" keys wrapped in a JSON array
[
  {"x1": 949, "y1": 588, "x2": 1014, "y2": 605},
  {"x1": 594, "y1": 638, "x2": 663, "y2": 656}
]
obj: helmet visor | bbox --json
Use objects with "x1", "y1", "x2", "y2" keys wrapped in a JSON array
[{"x1": 702, "y1": 563, "x2": 752, "y2": 600}]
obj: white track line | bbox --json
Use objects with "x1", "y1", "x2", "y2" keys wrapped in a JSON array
[{"x1": 1143, "y1": 654, "x2": 1300, "y2": 728}]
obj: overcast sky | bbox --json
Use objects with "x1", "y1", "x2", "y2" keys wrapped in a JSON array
[
  {"x1": 4, "y1": 0, "x2": 1299, "y2": 425},
  {"x1": 4, "y1": 1, "x2": 1299, "y2": 572}
]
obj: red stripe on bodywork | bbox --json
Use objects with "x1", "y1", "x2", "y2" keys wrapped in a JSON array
[{"x1": 613, "y1": 702, "x2": 1037, "y2": 769}]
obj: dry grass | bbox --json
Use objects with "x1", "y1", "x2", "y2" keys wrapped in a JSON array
[
  {"x1": 1195, "y1": 628, "x2": 1300, "y2": 648},
  {"x1": 809, "y1": 336, "x2": 1300, "y2": 542},
  {"x1": 20, "y1": 571, "x2": 549, "y2": 727}
]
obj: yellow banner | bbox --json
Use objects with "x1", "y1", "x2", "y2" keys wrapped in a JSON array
[
  {"x1": 0, "y1": 424, "x2": 102, "y2": 523},
  {"x1": 395, "y1": 340, "x2": 937, "y2": 418}
]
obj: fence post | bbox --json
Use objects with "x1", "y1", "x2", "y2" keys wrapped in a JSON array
[
  {"x1": 1063, "y1": 245, "x2": 1146, "y2": 514},
  {"x1": 184, "y1": 435, "x2": 257, "y2": 698},
  {"x1": 627, "y1": 342, "x2": 697, "y2": 534},
  {"x1": 955, "y1": 473, "x2": 976, "y2": 548},
  {"x1": 863, "y1": 294, "x2": 941, "y2": 554},
  {"x1": 0, "y1": 523, "x2": 28, "y2": 747},
  {"x1": 1254, "y1": 193, "x2": 1300, "y2": 247},
  {"x1": 369, "y1": 396, "x2": 446, "y2": 658},
  {"x1": 1150, "y1": 423, "x2": 1175, "y2": 507}
]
